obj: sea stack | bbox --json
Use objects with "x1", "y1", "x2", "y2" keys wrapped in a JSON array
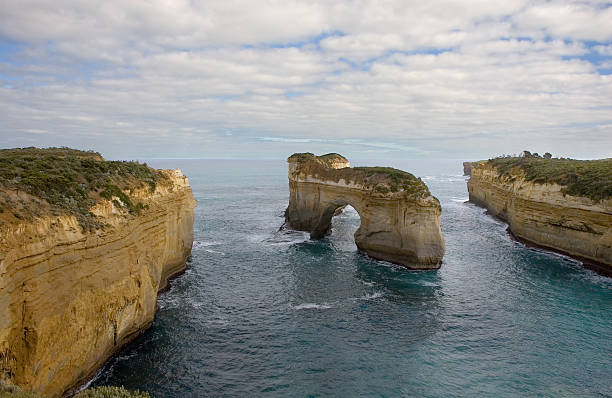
[
  {"x1": 284, "y1": 153, "x2": 445, "y2": 269},
  {"x1": 0, "y1": 148, "x2": 196, "y2": 397},
  {"x1": 467, "y1": 155, "x2": 612, "y2": 274}
]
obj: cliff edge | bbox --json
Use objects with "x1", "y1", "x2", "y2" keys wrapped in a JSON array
[
  {"x1": 463, "y1": 161, "x2": 485, "y2": 177},
  {"x1": 0, "y1": 148, "x2": 196, "y2": 397},
  {"x1": 467, "y1": 156, "x2": 612, "y2": 274},
  {"x1": 284, "y1": 153, "x2": 445, "y2": 269}
]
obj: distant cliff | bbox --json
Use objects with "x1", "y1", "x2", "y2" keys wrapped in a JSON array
[
  {"x1": 0, "y1": 148, "x2": 195, "y2": 397},
  {"x1": 284, "y1": 153, "x2": 445, "y2": 269},
  {"x1": 467, "y1": 157, "x2": 612, "y2": 274}
]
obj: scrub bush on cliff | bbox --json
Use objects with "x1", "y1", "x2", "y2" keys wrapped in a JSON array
[
  {"x1": 75, "y1": 386, "x2": 151, "y2": 398},
  {"x1": 0, "y1": 383, "x2": 152, "y2": 398},
  {"x1": 0, "y1": 147, "x2": 165, "y2": 230},
  {"x1": 488, "y1": 155, "x2": 612, "y2": 201}
]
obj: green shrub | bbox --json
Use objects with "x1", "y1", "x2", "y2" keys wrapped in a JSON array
[
  {"x1": 100, "y1": 184, "x2": 143, "y2": 214},
  {"x1": 0, "y1": 147, "x2": 167, "y2": 229},
  {"x1": 375, "y1": 185, "x2": 390, "y2": 194},
  {"x1": 0, "y1": 384, "x2": 151, "y2": 398},
  {"x1": 353, "y1": 167, "x2": 430, "y2": 198},
  {"x1": 75, "y1": 386, "x2": 151, "y2": 398}
]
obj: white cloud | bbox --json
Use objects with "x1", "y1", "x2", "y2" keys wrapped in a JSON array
[
  {"x1": 513, "y1": 2, "x2": 612, "y2": 42},
  {"x1": 0, "y1": 0, "x2": 611, "y2": 159},
  {"x1": 594, "y1": 44, "x2": 612, "y2": 56}
]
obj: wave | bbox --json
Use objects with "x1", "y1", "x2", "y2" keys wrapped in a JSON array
[
  {"x1": 292, "y1": 303, "x2": 332, "y2": 310},
  {"x1": 265, "y1": 230, "x2": 310, "y2": 246},
  {"x1": 415, "y1": 281, "x2": 439, "y2": 287},
  {"x1": 193, "y1": 240, "x2": 222, "y2": 248},
  {"x1": 375, "y1": 260, "x2": 404, "y2": 271},
  {"x1": 193, "y1": 240, "x2": 225, "y2": 255},
  {"x1": 76, "y1": 365, "x2": 107, "y2": 393},
  {"x1": 526, "y1": 246, "x2": 581, "y2": 264},
  {"x1": 450, "y1": 197, "x2": 469, "y2": 202},
  {"x1": 204, "y1": 249, "x2": 225, "y2": 255},
  {"x1": 355, "y1": 292, "x2": 384, "y2": 301},
  {"x1": 422, "y1": 175, "x2": 467, "y2": 182},
  {"x1": 190, "y1": 301, "x2": 206, "y2": 309},
  {"x1": 246, "y1": 233, "x2": 270, "y2": 243},
  {"x1": 80, "y1": 350, "x2": 138, "y2": 390}
]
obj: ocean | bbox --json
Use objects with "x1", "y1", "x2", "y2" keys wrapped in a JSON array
[{"x1": 91, "y1": 158, "x2": 612, "y2": 397}]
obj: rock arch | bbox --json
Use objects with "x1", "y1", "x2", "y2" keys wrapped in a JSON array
[{"x1": 284, "y1": 153, "x2": 445, "y2": 269}]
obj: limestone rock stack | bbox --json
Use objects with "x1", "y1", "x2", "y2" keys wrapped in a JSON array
[{"x1": 284, "y1": 153, "x2": 445, "y2": 269}]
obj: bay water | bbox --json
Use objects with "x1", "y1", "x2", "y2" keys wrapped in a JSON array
[{"x1": 91, "y1": 159, "x2": 612, "y2": 397}]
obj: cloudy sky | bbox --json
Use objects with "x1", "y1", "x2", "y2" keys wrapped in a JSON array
[{"x1": 1, "y1": 1, "x2": 611, "y2": 160}]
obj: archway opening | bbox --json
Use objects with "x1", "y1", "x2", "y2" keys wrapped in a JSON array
[{"x1": 329, "y1": 204, "x2": 361, "y2": 252}]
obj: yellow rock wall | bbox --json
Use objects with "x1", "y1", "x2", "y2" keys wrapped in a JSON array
[
  {"x1": 0, "y1": 170, "x2": 195, "y2": 397},
  {"x1": 285, "y1": 160, "x2": 445, "y2": 269},
  {"x1": 467, "y1": 163, "x2": 612, "y2": 270}
]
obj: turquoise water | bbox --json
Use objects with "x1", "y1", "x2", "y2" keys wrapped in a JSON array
[{"x1": 91, "y1": 159, "x2": 612, "y2": 397}]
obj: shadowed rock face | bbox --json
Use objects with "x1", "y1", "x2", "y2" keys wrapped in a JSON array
[
  {"x1": 284, "y1": 153, "x2": 445, "y2": 269},
  {"x1": 463, "y1": 161, "x2": 475, "y2": 176}
]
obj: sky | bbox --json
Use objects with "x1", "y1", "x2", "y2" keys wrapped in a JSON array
[{"x1": 1, "y1": 1, "x2": 611, "y2": 160}]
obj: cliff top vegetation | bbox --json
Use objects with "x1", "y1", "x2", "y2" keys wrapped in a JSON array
[
  {"x1": 0, "y1": 147, "x2": 168, "y2": 230},
  {"x1": 0, "y1": 147, "x2": 104, "y2": 160},
  {"x1": 289, "y1": 153, "x2": 432, "y2": 200},
  {"x1": 288, "y1": 152, "x2": 349, "y2": 168},
  {"x1": 488, "y1": 153, "x2": 612, "y2": 201}
]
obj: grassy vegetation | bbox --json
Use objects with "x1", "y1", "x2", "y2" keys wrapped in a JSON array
[
  {"x1": 0, "y1": 147, "x2": 166, "y2": 229},
  {"x1": 288, "y1": 152, "x2": 349, "y2": 167},
  {"x1": 316, "y1": 153, "x2": 348, "y2": 166},
  {"x1": 0, "y1": 383, "x2": 151, "y2": 398},
  {"x1": 75, "y1": 386, "x2": 151, "y2": 398},
  {"x1": 99, "y1": 184, "x2": 147, "y2": 214},
  {"x1": 353, "y1": 166, "x2": 430, "y2": 197},
  {"x1": 0, "y1": 147, "x2": 103, "y2": 160},
  {"x1": 488, "y1": 155, "x2": 612, "y2": 201}
]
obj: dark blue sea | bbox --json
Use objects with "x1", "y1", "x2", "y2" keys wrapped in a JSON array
[{"x1": 91, "y1": 159, "x2": 612, "y2": 397}]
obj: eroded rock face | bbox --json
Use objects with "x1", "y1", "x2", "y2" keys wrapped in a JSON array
[
  {"x1": 0, "y1": 170, "x2": 195, "y2": 397},
  {"x1": 284, "y1": 153, "x2": 445, "y2": 269},
  {"x1": 468, "y1": 162, "x2": 612, "y2": 272},
  {"x1": 463, "y1": 162, "x2": 475, "y2": 176}
]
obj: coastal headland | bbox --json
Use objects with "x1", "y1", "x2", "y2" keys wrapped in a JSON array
[
  {"x1": 467, "y1": 154, "x2": 612, "y2": 274},
  {"x1": 0, "y1": 148, "x2": 195, "y2": 397}
]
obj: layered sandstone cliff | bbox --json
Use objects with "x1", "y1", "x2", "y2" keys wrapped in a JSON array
[
  {"x1": 0, "y1": 151, "x2": 195, "y2": 397},
  {"x1": 284, "y1": 153, "x2": 445, "y2": 269},
  {"x1": 468, "y1": 161, "x2": 612, "y2": 273}
]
